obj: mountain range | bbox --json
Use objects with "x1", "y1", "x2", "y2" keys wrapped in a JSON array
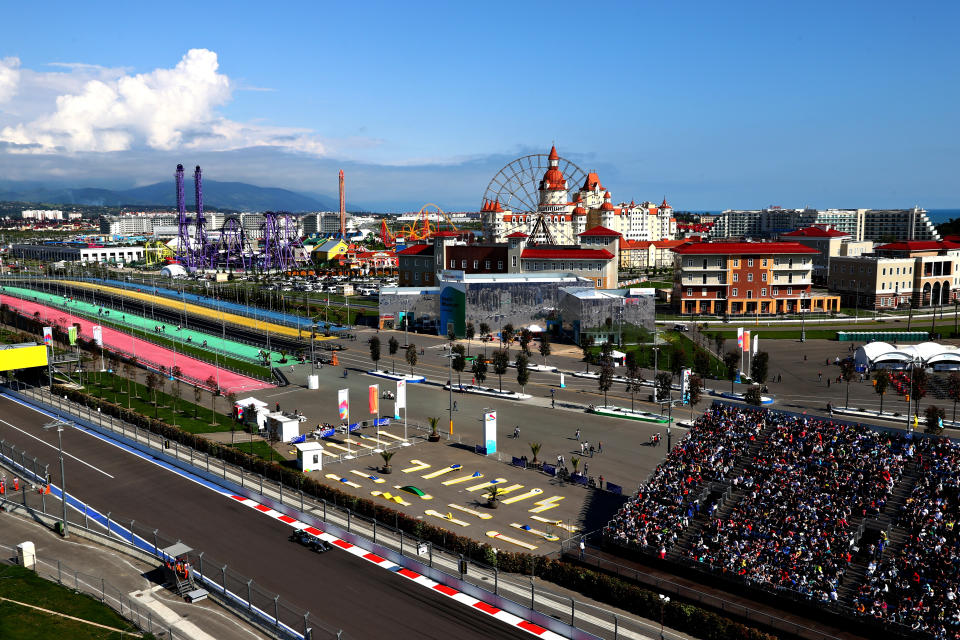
[{"x1": 0, "y1": 180, "x2": 357, "y2": 213}]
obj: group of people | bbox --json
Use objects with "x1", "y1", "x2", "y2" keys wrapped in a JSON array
[
  {"x1": 604, "y1": 405, "x2": 763, "y2": 554},
  {"x1": 687, "y1": 415, "x2": 909, "y2": 605},
  {"x1": 853, "y1": 437, "x2": 960, "y2": 638}
]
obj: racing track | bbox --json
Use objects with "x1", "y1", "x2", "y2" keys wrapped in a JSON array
[{"x1": 0, "y1": 395, "x2": 534, "y2": 640}]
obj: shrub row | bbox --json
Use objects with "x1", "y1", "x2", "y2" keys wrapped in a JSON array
[{"x1": 47, "y1": 386, "x2": 777, "y2": 640}]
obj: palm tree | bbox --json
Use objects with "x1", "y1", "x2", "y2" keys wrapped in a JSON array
[
  {"x1": 427, "y1": 416, "x2": 441, "y2": 441},
  {"x1": 486, "y1": 485, "x2": 501, "y2": 509},
  {"x1": 571, "y1": 455, "x2": 581, "y2": 475},
  {"x1": 529, "y1": 442, "x2": 541, "y2": 464},
  {"x1": 380, "y1": 450, "x2": 395, "y2": 473}
]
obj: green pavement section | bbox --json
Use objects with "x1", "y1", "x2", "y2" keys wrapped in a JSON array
[{"x1": 3, "y1": 286, "x2": 289, "y2": 366}]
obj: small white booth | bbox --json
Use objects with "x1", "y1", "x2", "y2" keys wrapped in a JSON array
[
  {"x1": 236, "y1": 397, "x2": 269, "y2": 432},
  {"x1": 295, "y1": 441, "x2": 324, "y2": 472},
  {"x1": 266, "y1": 411, "x2": 300, "y2": 442}
]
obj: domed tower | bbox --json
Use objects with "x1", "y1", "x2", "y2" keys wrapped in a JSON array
[{"x1": 538, "y1": 145, "x2": 569, "y2": 207}]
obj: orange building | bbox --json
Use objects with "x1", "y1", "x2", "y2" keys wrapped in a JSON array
[{"x1": 672, "y1": 242, "x2": 840, "y2": 316}]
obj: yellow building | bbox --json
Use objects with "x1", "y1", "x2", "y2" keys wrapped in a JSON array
[{"x1": 312, "y1": 239, "x2": 349, "y2": 262}]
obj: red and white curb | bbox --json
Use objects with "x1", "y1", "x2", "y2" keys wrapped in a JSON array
[{"x1": 229, "y1": 495, "x2": 567, "y2": 639}]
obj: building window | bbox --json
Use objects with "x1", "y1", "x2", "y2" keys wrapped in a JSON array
[
  {"x1": 414, "y1": 272, "x2": 420, "y2": 281},
  {"x1": 733, "y1": 259, "x2": 739, "y2": 267},
  {"x1": 450, "y1": 259, "x2": 456, "y2": 268},
  {"x1": 733, "y1": 273, "x2": 739, "y2": 282},
  {"x1": 499, "y1": 261, "x2": 505, "y2": 270},
  {"x1": 461, "y1": 260, "x2": 467, "y2": 268},
  {"x1": 748, "y1": 258, "x2": 754, "y2": 267},
  {"x1": 747, "y1": 273, "x2": 754, "y2": 282},
  {"x1": 787, "y1": 287, "x2": 793, "y2": 295},
  {"x1": 732, "y1": 288, "x2": 738, "y2": 297},
  {"x1": 597, "y1": 279, "x2": 603, "y2": 287},
  {"x1": 473, "y1": 260, "x2": 479, "y2": 269},
  {"x1": 485, "y1": 261, "x2": 490, "y2": 269},
  {"x1": 746, "y1": 290, "x2": 753, "y2": 299},
  {"x1": 510, "y1": 256, "x2": 516, "y2": 267},
  {"x1": 761, "y1": 272, "x2": 767, "y2": 282},
  {"x1": 762, "y1": 259, "x2": 768, "y2": 266},
  {"x1": 702, "y1": 288, "x2": 707, "y2": 296},
  {"x1": 687, "y1": 288, "x2": 693, "y2": 296},
  {"x1": 761, "y1": 288, "x2": 767, "y2": 296},
  {"x1": 772, "y1": 287, "x2": 778, "y2": 295}
]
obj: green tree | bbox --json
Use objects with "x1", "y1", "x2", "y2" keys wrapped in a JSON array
[
  {"x1": 447, "y1": 327, "x2": 457, "y2": 342},
  {"x1": 145, "y1": 371, "x2": 159, "y2": 418},
  {"x1": 598, "y1": 355, "x2": 614, "y2": 407},
  {"x1": 193, "y1": 382, "x2": 202, "y2": 418},
  {"x1": 369, "y1": 336, "x2": 381, "y2": 371},
  {"x1": 405, "y1": 344, "x2": 418, "y2": 375},
  {"x1": 912, "y1": 367, "x2": 929, "y2": 420},
  {"x1": 529, "y1": 442, "x2": 541, "y2": 464},
  {"x1": 750, "y1": 351, "x2": 769, "y2": 385},
  {"x1": 388, "y1": 336, "x2": 399, "y2": 374},
  {"x1": 538, "y1": 331, "x2": 551, "y2": 367},
  {"x1": 579, "y1": 334, "x2": 595, "y2": 372},
  {"x1": 225, "y1": 390, "x2": 237, "y2": 442},
  {"x1": 379, "y1": 450, "x2": 395, "y2": 472},
  {"x1": 655, "y1": 371, "x2": 672, "y2": 403},
  {"x1": 839, "y1": 359, "x2": 856, "y2": 408},
  {"x1": 519, "y1": 328, "x2": 533, "y2": 356},
  {"x1": 671, "y1": 345, "x2": 688, "y2": 377},
  {"x1": 874, "y1": 369, "x2": 890, "y2": 416},
  {"x1": 744, "y1": 386, "x2": 763, "y2": 406},
  {"x1": 471, "y1": 357, "x2": 488, "y2": 386},
  {"x1": 713, "y1": 334, "x2": 726, "y2": 356},
  {"x1": 694, "y1": 349, "x2": 711, "y2": 377},
  {"x1": 688, "y1": 373, "x2": 703, "y2": 407},
  {"x1": 206, "y1": 375, "x2": 220, "y2": 426},
  {"x1": 723, "y1": 350, "x2": 740, "y2": 393},
  {"x1": 501, "y1": 323, "x2": 515, "y2": 351},
  {"x1": 625, "y1": 351, "x2": 642, "y2": 411},
  {"x1": 515, "y1": 353, "x2": 530, "y2": 394},
  {"x1": 925, "y1": 404, "x2": 945, "y2": 434},
  {"x1": 465, "y1": 322, "x2": 475, "y2": 355},
  {"x1": 492, "y1": 350, "x2": 509, "y2": 392},
  {"x1": 452, "y1": 344, "x2": 466, "y2": 387}
]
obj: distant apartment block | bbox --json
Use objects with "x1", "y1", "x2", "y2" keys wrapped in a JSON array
[
  {"x1": 711, "y1": 207, "x2": 938, "y2": 242},
  {"x1": 21, "y1": 209, "x2": 63, "y2": 221}
]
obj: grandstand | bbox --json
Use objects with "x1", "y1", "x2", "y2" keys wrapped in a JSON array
[{"x1": 604, "y1": 404, "x2": 957, "y2": 640}]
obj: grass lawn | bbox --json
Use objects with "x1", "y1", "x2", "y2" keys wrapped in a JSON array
[
  {"x1": 231, "y1": 440, "x2": 283, "y2": 462},
  {"x1": 0, "y1": 565, "x2": 141, "y2": 640},
  {"x1": 84, "y1": 372, "x2": 234, "y2": 434}
]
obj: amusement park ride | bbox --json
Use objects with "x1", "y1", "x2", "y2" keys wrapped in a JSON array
[
  {"x1": 378, "y1": 203, "x2": 459, "y2": 248},
  {"x1": 172, "y1": 164, "x2": 308, "y2": 272}
]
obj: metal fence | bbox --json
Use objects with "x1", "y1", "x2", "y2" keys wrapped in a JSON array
[{"x1": 0, "y1": 547, "x2": 186, "y2": 640}]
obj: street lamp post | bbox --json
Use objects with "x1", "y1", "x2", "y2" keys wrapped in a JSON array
[
  {"x1": 658, "y1": 594, "x2": 670, "y2": 640},
  {"x1": 43, "y1": 420, "x2": 70, "y2": 538},
  {"x1": 448, "y1": 338, "x2": 454, "y2": 435}
]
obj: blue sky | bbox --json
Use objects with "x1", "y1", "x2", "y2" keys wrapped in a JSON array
[{"x1": 0, "y1": 1, "x2": 956, "y2": 210}]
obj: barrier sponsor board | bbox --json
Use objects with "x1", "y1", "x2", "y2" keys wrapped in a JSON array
[{"x1": 0, "y1": 345, "x2": 48, "y2": 371}]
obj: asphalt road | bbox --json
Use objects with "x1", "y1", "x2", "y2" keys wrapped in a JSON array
[{"x1": 0, "y1": 395, "x2": 534, "y2": 640}]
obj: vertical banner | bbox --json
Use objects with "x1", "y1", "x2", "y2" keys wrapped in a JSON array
[
  {"x1": 68, "y1": 326, "x2": 78, "y2": 346},
  {"x1": 681, "y1": 368, "x2": 691, "y2": 404},
  {"x1": 737, "y1": 327, "x2": 744, "y2": 350},
  {"x1": 42, "y1": 327, "x2": 53, "y2": 347},
  {"x1": 753, "y1": 334, "x2": 759, "y2": 355},
  {"x1": 559, "y1": 373, "x2": 566, "y2": 389},
  {"x1": 338, "y1": 388, "x2": 349, "y2": 423},
  {"x1": 394, "y1": 401, "x2": 400, "y2": 420},
  {"x1": 396, "y1": 379, "x2": 407, "y2": 409},
  {"x1": 92, "y1": 325, "x2": 103, "y2": 347},
  {"x1": 369, "y1": 384, "x2": 379, "y2": 415},
  {"x1": 483, "y1": 410, "x2": 497, "y2": 455},
  {"x1": 741, "y1": 330, "x2": 750, "y2": 352}
]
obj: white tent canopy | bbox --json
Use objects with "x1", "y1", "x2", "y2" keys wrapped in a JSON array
[
  {"x1": 526, "y1": 324, "x2": 544, "y2": 333},
  {"x1": 855, "y1": 341, "x2": 960, "y2": 370}
]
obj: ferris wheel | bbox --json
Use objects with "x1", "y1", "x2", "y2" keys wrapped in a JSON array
[{"x1": 482, "y1": 152, "x2": 587, "y2": 213}]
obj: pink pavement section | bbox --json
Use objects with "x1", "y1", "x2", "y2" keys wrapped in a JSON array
[{"x1": 3, "y1": 295, "x2": 273, "y2": 395}]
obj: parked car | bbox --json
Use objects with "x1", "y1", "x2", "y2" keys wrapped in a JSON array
[{"x1": 673, "y1": 323, "x2": 689, "y2": 332}]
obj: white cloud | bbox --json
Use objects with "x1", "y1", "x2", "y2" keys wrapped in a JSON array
[
  {"x1": 0, "y1": 57, "x2": 20, "y2": 103},
  {"x1": 0, "y1": 49, "x2": 326, "y2": 155}
]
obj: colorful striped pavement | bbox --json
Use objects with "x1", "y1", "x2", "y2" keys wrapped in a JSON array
[
  {"x1": 4, "y1": 286, "x2": 287, "y2": 365},
  {"x1": 0, "y1": 295, "x2": 272, "y2": 394},
  {"x1": 59, "y1": 280, "x2": 329, "y2": 341}
]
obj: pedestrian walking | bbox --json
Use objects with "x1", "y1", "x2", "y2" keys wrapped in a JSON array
[
  {"x1": 589, "y1": 444, "x2": 595, "y2": 457},
  {"x1": 597, "y1": 441, "x2": 603, "y2": 454},
  {"x1": 598, "y1": 475, "x2": 604, "y2": 489},
  {"x1": 818, "y1": 371, "x2": 822, "y2": 382},
  {"x1": 584, "y1": 462, "x2": 589, "y2": 476},
  {"x1": 827, "y1": 378, "x2": 831, "y2": 388},
  {"x1": 513, "y1": 426, "x2": 520, "y2": 439},
  {"x1": 579, "y1": 539, "x2": 585, "y2": 560},
  {"x1": 453, "y1": 400, "x2": 458, "y2": 412},
  {"x1": 575, "y1": 428, "x2": 581, "y2": 441}
]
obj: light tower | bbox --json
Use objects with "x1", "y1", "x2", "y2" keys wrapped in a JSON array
[{"x1": 339, "y1": 169, "x2": 345, "y2": 238}]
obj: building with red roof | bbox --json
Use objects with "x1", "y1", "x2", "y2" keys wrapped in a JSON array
[
  {"x1": 672, "y1": 241, "x2": 840, "y2": 316},
  {"x1": 778, "y1": 225, "x2": 873, "y2": 283}
]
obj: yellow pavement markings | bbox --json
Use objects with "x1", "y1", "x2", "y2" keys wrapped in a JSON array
[
  {"x1": 510, "y1": 523, "x2": 560, "y2": 542},
  {"x1": 61, "y1": 280, "x2": 325, "y2": 340},
  {"x1": 422, "y1": 464, "x2": 462, "y2": 479},
  {"x1": 442, "y1": 472, "x2": 483, "y2": 486},
  {"x1": 319, "y1": 449, "x2": 338, "y2": 458},
  {"x1": 392, "y1": 485, "x2": 433, "y2": 500},
  {"x1": 358, "y1": 434, "x2": 385, "y2": 448},
  {"x1": 343, "y1": 437, "x2": 376, "y2": 450},
  {"x1": 486, "y1": 531, "x2": 538, "y2": 551},
  {"x1": 325, "y1": 473, "x2": 361, "y2": 488},
  {"x1": 466, "y1": 478, "x2": 508, "y2": 492},
  {"x1": 493, "y1": 483, "x2": 524, "y2": 495},
  {"x1": 530, "y1": 516, "x2": 579, "y2": 533},
  {"x1": 324, "y1": 442, "x2": 354, "y2": 454},
  {"x1": 501, "y1": 488, "x2": 544, "y2": 505},
  {"x1": 402, "y1": 460, "x2": 431, "y2": 473},
  {"x1": 371, "y1": 491, "x2": 411, "y2": 506},
  {"x1": 426, "y1": 510, "x2": 470, "y2": 527},
  {"x1": 350, "y1": 470, "x2": 386, "y2": 484},
  {"x1": 529, "y1": 495, "x2": 564, "y2": 513},
  {"x1": 377, "y1": 430, "x2": 406, "y2": 442},
  {"x1": 447, "y1": 504, "x2": 493, "y2": 520}
]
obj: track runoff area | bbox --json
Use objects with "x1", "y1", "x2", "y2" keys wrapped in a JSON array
[{"x1": 0, "y1": 391, "x2": 567, "y2": 640}]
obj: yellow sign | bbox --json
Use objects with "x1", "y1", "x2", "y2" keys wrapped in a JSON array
[{"x1": 0, "y1": 345, "x2": 48, "y2": 371}]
